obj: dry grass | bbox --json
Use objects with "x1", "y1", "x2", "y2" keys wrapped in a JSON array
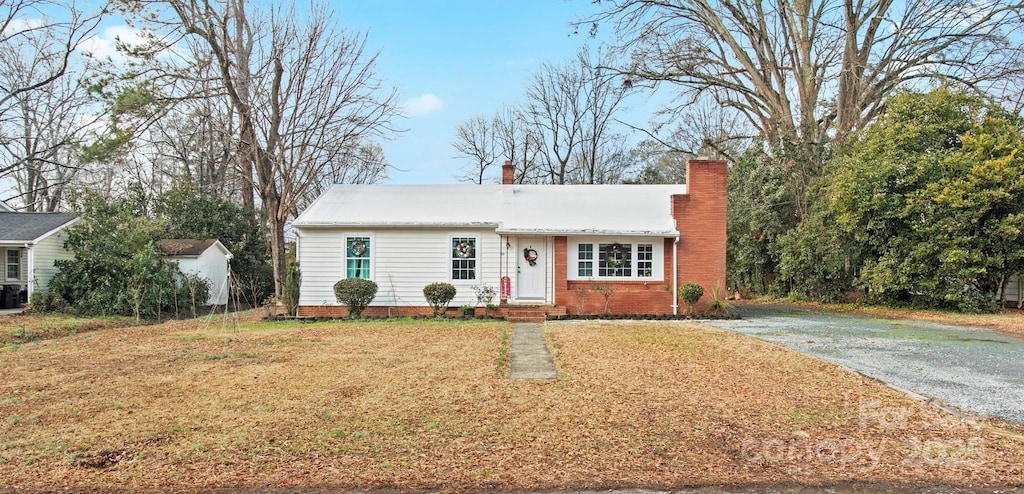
[
  {"x1": 0, "y1": 316, "x2": 1022, "y2": 492},
  {"x1": 0, "y1": 313, "x2": 133, "y2": 345}
]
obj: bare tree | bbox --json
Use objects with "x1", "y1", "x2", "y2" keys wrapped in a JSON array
[
  {"x1": 0, "y1": 50, "x2": 99, "y2": 210},
  {"x1": 587, "y1": 0, "x2": 1024, "y2": 214},
  {"x1": 153, "y1": 0, "x2": 400, "y2": 297},
  {"x1": 0, "y1": 0, "x2": 102, "y2": 116},
  {"x1": 524, "y1": 47, "x2": 630, "y2": 184},
  {"x1": 298, "y1": 140, "x2": 388, "y2": 213},
  {"x1": 0, "y1": 0, "x2": 103, "y2": 208},
  {"x1": 493, "y1": 105, "x2": 544, "y2": 184},
  {"x1": 451, "y1": 114, "x2": 499, "y2": 184}
]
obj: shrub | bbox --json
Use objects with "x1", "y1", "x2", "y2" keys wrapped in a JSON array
[
  {"x1": 181, "y1": 273, "x2": 211, "y2": 318},
  {"x1": 333, "y1": 278, "x2": 378, "y2": 317},
  {"x1": 707, "y1": 283, "x2": 731, "y2": 316},
  {"x1": 423, "y1": 282, "x2": 456, "y2": 316},
  {"x1": 283, "y1": 261, "x2": 301, "y2": 316},
  {"x1": 679, "y1": 283, "x2": 704, "y2": 314},
  {"x1": 30, "y1": 291, "x2": 67, "y2": 313},
  {"x1": 472, "y1": 284, "x2": 497, "y2": 306},
  {"x1": 459, "y1": 304, "x2": 474, "y2": 316}
]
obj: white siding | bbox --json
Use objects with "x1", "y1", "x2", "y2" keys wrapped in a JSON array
[
  {"x1": 31, "y1": 231, "x2": 74, "y2": 294},
  {"x1": 172, "y1": 248, "x2": 231, "y2": 306},
  {"x1": 298, "y1": 228, "x2": 502, "y2": 307}
]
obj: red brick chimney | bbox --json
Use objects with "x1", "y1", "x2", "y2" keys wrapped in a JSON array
[
  {"x1": 501, "y1": 160, "x2": 514, "y2": 185},
  {"x1": 672, "y1": 158, "x2": 728, "y2": 307}
]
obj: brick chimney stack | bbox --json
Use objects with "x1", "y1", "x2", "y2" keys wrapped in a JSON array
[{"x1": 501, "y1": 160, "x2": 514, "y2": 185}]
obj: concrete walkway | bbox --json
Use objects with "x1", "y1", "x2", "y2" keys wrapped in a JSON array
[{"x1": 508, "y1": 322, "x2": 559, "y2": 380}]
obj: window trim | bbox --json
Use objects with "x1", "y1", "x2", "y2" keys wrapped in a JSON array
[
  {"x1": 5, "y1": 249, "x2": 20, "y2": 281},
  {"x1": 568, "y1": 237, "x2": 664, "y2": 281},
  {"x1": 343, "y1": 234, "x2": 374, "y2": 280},
  {"x1": 449, "y1": 234, "x2": 480, "y2": 283}
]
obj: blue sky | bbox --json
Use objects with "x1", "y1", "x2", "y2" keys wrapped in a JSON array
[{"x1": 331, "y1": 0, "x2": 656, "y2": 184}]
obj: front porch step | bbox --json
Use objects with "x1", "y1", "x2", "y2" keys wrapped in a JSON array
[{"x1": 502, "y1": 305, "x2": 566, "y2": 322}]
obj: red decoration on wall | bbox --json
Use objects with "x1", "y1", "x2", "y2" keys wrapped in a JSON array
[{"x1": 500, "y1": 276, "x2": 511, "y2": 301}]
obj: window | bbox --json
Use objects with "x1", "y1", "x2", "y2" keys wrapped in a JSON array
[
  {"x1": 346, "y1": 237, "x2": 371, "y2": 279},
  {"x1": 598, "y1": 243, "x2": 632, "y2": 277},
  {"x1": 570, "y1": 239, "x2": 661, "y2": 280},
  {"x1": 451, "y1": 237, "x2": 477, "y2": 280},
  {"x1": 637, "y1": 243, "x2": 653, "y2": 277},
  {"x1": 577, "y1": 244, "x2": 593, "y2": 277},
  {"x1": 6, "y1": 249, "x2": 19, "y2": 280}
]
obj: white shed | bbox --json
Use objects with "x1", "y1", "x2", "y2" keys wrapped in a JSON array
[{"x1": 156, "y1": 239, "x2": 233, "y2": 306}]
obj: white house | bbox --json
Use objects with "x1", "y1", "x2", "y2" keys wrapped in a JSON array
[
  {"x1": 0, "y1": 211, "x2": 79, "y2": 308},
  {"x1": 293, "y1": 159, "x2": 728, "y2": 317},
  {"x1": 156, "y1": 239, "x2": 233, "y2": 306}
]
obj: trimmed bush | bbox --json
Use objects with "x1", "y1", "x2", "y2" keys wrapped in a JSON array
[
  {"x1": 679, "y1": 283, "x2": 704, "y2": 314},
  {"x1": 333, "y1": 278, "x2": 378, "y2": 317},
  {"x1": 423, "y1": 282, "x2": 456, "y2": 316}
]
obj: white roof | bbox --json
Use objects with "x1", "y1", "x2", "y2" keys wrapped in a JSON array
[{"x1": 294, "y1": 184, "x2": 687, "y2": 237}]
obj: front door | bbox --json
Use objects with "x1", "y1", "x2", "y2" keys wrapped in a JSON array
[{"x1": 516, "y1": 237, "x2": 546, "y2": 301}]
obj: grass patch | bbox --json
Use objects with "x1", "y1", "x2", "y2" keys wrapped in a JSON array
[
  {"x1": 0, "y1": 316, "x2": 1020, "y2": 491},
  {"x1": 0, "y1": 314, "x2": 133, "y2": 345}
]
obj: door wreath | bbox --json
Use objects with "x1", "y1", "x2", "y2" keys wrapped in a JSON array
[
  {"x1": 349, "y1": 239, "x2": 367, "y2": 257},
  {"x1": 523, "y1": 247, "x2": 539, "y2": 266}
]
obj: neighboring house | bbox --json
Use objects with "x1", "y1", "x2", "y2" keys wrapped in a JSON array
[
  {"x1": 293, "y1": 159, "x2": 727, "y2": 317},
  {"x1": 1002, "y1": 275, "x2": 1023, "y2": 309},
  {"x1": 156, "y1": 239, "x2": 233, "y2": 306},
  {"x1": 0, "y1": 211, "x2": 79, "y2": 308}
]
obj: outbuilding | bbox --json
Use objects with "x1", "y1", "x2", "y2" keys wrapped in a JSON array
[{"x1": 156, "y1": 239, "x2": 233, "y2": 306}]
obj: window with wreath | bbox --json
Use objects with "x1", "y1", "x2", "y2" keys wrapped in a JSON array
[
  {"x1": 6, "y1": 249, "x2": 20, "y2": 280},
  {"x1": 598, "y1": 243, "x2": 632, "y2": 277},
  {"x1": 346, "y1": 237, "x2": 371, "y2": 279},
  {"x1": 573, "y1": 241, "x2": 658, "y2": 279},
  {"x1": 451, "y1": 237, "x2": 476, "y2": 280}
]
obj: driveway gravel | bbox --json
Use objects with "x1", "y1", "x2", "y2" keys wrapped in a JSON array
[{"x1": 704, "y1": 304, "x2": 1024, "y2": 424}]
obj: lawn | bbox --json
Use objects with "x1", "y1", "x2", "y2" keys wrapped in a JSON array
[
  {"x1": 0, "y1": 313, "x2": 133, "y2": 345},
  {"x1": 1, "y1": 315, "x2": 1022, "y2": 491}
]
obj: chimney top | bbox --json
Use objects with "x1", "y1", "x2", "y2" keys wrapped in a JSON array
[{"x1": 501, "y1": 160, "x2": 514, "y2": 185}]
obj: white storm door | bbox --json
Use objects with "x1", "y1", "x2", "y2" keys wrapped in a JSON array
[{"x1": 516, "y1": 237, "x2": 546, "y2": 300}]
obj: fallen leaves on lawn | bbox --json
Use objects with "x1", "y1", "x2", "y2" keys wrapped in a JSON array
[{"x1": 0, "y1": 316, "x2": 1020, "y2": 492}]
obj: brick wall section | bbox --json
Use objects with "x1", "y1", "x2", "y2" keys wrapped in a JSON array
[
  {"x1": 672, "y1": 159, "x2": 728, "y2": 308},
  {"x1": 555, "y1": 236, "x2": 675, "y2": 314}
]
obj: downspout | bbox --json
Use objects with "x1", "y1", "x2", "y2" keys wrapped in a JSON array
[
  {"x1": 672, "y1": 237, "x2": 679, "y2": 315},
  {"x1": 25, "y1": 243, "x2": 33, "y2": 301}
]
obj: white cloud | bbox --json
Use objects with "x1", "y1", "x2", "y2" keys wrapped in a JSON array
[
  {"x1": 79, "y1": 25, "x2": 156, "y2": 63},
  {"x1": 402, "y1": 93, "x2": 444, "y2": 117}
]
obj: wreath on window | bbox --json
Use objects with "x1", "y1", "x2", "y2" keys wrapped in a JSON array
[
  {"x1": 523, "y1": 247, "x2": 539, "y2": 266},
  {"x1": 454, "y1": 241, "x2": 474, "y2": 258},
  {"x1": 605, "y1": 243, "x2": 626, "y2": 268},
  {"x1": 349, "y1": 239, "x2": 367, "y2": 257}
]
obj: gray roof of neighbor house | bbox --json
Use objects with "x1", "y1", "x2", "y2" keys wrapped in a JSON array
[
  {"x1": 156, "y1": 239, "x2": 230, "y2": 257},
  {"x1": 0, "y1": 212, "x2": 78, "y2": 243}
]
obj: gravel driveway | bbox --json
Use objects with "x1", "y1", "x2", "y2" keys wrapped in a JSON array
[{"x1": 704, "y1": 304, "x2": 1024, "y2": 424}]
